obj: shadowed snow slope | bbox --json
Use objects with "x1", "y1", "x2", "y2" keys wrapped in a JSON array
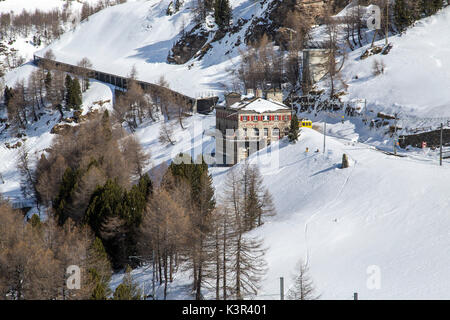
[{"x1": 215, "y1": 128, "x2": 450, "y2": 299}]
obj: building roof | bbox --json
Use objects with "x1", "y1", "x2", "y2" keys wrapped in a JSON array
[{"x1": 228, "y1": 98, "x2": 291, "y2": 114}]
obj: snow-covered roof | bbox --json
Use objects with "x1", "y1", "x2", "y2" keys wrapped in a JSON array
[{"x1": 229, "y1": 98, "x2": 290, "y2": 114}]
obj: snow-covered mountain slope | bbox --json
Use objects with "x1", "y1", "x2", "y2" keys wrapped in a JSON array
[
  {"x1": 0, "y1": 65, "x2": 214, "y2": 209},
  {"x1": 212, "y1": 128, "x2": 450, "y2": 300},
  {"x1": 318, "y1": 6, "x2": 450, "y2": 121},
  {"x1": 0, "y1": 0, "x2": 103, "y2": 70},
  {"x1": 36, "y1": 0, "x2": 272, "y2": 97},
  {"x1": 109, "y1": 122, "x2": 450, "y2": 300},
  {"x1": 134, "y1": 113, "x2": 215, "y2": 171}
]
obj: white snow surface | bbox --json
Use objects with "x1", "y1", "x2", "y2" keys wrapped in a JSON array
[
  {"x1": 111, "y1": 122, "x2": 450, "y2": 300},
  {"x1": 230, "y1": 129, "x2": 450, "y2": 300},
  {"x1": 0, "y1": 0, "x2": 104, "y2": 67},
  {"x1": 319, "y1": 6, "x2": 450, "y2": 121},
  {"x1": 229, "y1": 98, "x2": 290, "y2": 113}
]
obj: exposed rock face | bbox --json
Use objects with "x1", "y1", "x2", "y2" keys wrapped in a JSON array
[
  {"x1": 167, "y1": 24, "x2": 210, "y2": 64},
  {"x1": 299, "y1": 0, "x2": 329, "y2": 23},
  {"x1": 246, "y1": 0, "x2": 327, "y2": 46}
]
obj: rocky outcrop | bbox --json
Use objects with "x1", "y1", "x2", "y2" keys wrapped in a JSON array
[
  {"x1": 245, "y1": 0, "x2": 326, "y2": 47},
  {"x1": 167, "y1": 24, "x2": 210, "y2": 64},
  {"x1": 167, "y1": 0, "x2": 327, "y2": 65}
]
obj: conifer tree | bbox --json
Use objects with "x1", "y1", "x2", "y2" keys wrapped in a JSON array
[
  {"x1": 288, "y1": 113, "x2": 300, "y2": 143},
  {"x1": 3, "y1": 86, "x2": 13, "y2": 107},
  {"x1": 394, "y1": 0, "x2": 413, "y2": 32},
  {"x1": 85, "y1": 180, "x2": 125, "y2": 233},
  {"x1": 64, "y1": 74, "x2": 72, "y2": 109},
  {"x1": 54, "y1": 167, "x2": 81, "y2": 225},
  {"x1": 70, "y1": 77, "x2": 82, "y2": 110},
  {"x1": 168, "y1": 154, "x2": 216, "y2": 300},
  {"x1": 89, "y1": 237, "x2": 112, "y2": 300},
  {"x1": 113, "y1": 266, "x2": 142, "y2": 300},
  {"x1": 29, "y1": 214, "x2": 41, "y2": 229},
  {"x1": 85, "y1": 177, "x2": 151, "y2": 268},
  {"x1": 214, "y1": 0, "x2": 231, "y2": 28},
  {"x1": 64, "y1": 74, "x2": 82, "y2": 110},
  {"x1": 420, "y1": 0, "x2": 444, "y2": 17}
]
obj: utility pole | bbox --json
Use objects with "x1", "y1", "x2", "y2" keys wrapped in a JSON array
[
  {"x1": 323, "y1": 122, "x2": 326, "y2": 154},
  {"x1": 393, "y1": 113, "x2": 398, "y2": 156},
  {"x1": 440, "y1": 123, "x2": 443, "y2": 166},
  {"x1": 280, "y1": 277, "x2": 285, "y2": 300}
]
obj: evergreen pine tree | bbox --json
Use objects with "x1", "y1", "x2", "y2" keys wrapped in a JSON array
[
  {"x1": 168, "y1": 154, "x2": 216, "y2": 300},
  {"x1": 113, "y1": 265, "x2": 142, "y2": 300},
  {"x1": 54, "y1": 167, "x2": 81, "y2": 225},
  {"x1": 4, "y1": 86, "x2": 13, "y2": 107},
  {"x1": 71, "y1": 77, "x2": 83, "y2": 110},
  {"x1": 420, "y1": 0, "x2": 443, "y2": 16},
  {"x1": 394, "y1": 0, "x2": 414, "y2": 31},
  {"x1": 64, "y1": 75, "x2": 82, "y2": 110},
  {"x1": 288, "y1": 114, "x2": 300, "y2": 143},
  {"x1": 85, "y1": 177, "x2": 151, "y2": 268},
  {"x1": 214, "y1": 0, "x2": 231, "y2": 28},
  {"x1": 89, "y1": 237, "x2": 112, "y2": 300},
  {"x1": 85, "y1": 179, "x2": 125, "y2": 233},
  {"x1": 65, "y1": 74, "x2": 73, "y2": 109}
]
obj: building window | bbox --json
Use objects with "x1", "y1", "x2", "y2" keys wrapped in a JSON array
[
  {"x1": 253, "y1": 116, "x2": 258, "y2": 122},
  {"x1": 254, "y1": 128, "x2": 260, "y2": 137},
  {"x1": 263, "y1": 115, "x2": 270, "y2": 121},
  {"x1": 264, "y1": 128, "x2": 268, "y2": 136},
  {"x1": 243, "y1": 128, "x2": 247, "y2": 137},
  {"x1": 273, "y1": 128, "x2": 280, "y2": 138}
]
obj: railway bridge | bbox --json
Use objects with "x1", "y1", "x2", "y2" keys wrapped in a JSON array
[{"x1": 32, "y1": 55, "x2": 218, "y2": 114}]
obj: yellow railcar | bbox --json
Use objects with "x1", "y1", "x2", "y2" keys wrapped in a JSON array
[{"x1": 299, "y1": 119, "x2": 312, "y2": 128}]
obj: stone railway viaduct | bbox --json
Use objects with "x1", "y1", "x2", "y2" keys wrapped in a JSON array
[{"x1": 32, "y1": 54, "x2": 218, "y2": 114}]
